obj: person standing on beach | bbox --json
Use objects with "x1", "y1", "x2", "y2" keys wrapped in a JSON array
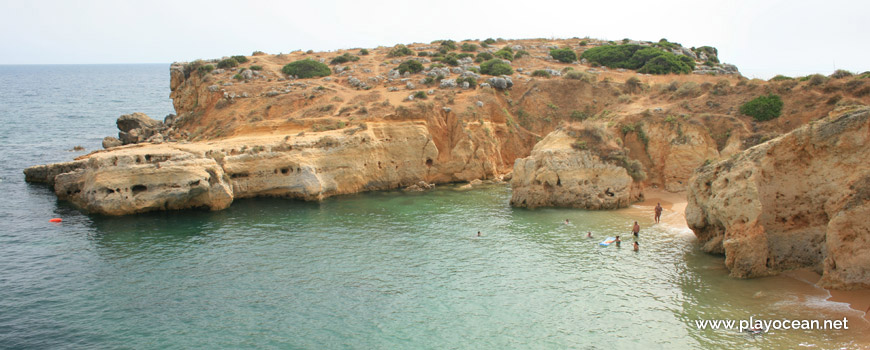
[
  {"x1": 632, "y1": 221, "x2": 640, "y2": 238},
  {"x1": 654, "y1": 203, "x2": 663, "y2": 223}
]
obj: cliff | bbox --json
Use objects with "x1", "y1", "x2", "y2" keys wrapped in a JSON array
[
  {"x1": 685, "y1": 107, "x2": 870, "y2": 289},
  {"x1": 24, "y1": 37, "x2": 870, "y2": 215}
]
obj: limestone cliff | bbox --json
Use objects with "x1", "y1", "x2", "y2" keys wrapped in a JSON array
[
  {"x1": 24, "y1": 37, "x2": 870, "y2": 216},
  {"x1": 511, "y1": 126, "x2": 644, "y2": 209},
  {"x1": 27, "y1": 121, "x2": 516, "y2": 215},
  {"x1": 685, "y1": 107, "x2": 870, "y2": 289}
]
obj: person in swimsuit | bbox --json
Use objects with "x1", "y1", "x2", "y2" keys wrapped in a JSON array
[
  {"x1": 633, "y1": 241, "x2": 639, "y2": 251},
  {"x1": 654, "y1": 203, "x2": 663, "y2": 223},
  {"x1": 587, "y1": 231, "x2": 593, "y2": 238},
  {"x1": 614, "y1": 236, "x2": 621, "y2": 247},
  {"x1": 632, "y1": 221, "x2": 640, "y2": 238}
]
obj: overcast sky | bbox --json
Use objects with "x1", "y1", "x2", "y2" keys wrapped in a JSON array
[{"x1": 1, "y1": 0, "x2": 866, "y2": 79}]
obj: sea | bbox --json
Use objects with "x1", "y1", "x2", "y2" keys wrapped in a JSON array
[{"x1": 0, "y1": 64, "x2": 866, "y2": 349}]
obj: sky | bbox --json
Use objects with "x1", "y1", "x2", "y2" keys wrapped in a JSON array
[{"x1": 0, "y1": 0, "x2": 867, "y2": 79}]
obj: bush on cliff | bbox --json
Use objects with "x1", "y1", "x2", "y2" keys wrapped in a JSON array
[
  {"x1": 397, "y1": 60, "x2": 424, "y2": 74},
  {"x1": 217, "y1": 58, "x2": 239, "y2": 69},
  {"x1": 494, "y1": 47, "x2": 514, "y2": 61},
  {"x1": 549, "y1": 48, "x2": 577, "y2": 63},
  {"x1": 387, "y1": 44, "x2": 414, "y2": 57},
  {"x1": 475, "y1": 52, "x2": 494, "y2": 63},
  {"x1": 282, "y1": 59, "x2": 331, "y2": 78},
  {"x1": 460, "y1": 43, "x2": 478, "y2": 52},
  {"x1": 740, "y1": 94, "x2": 783, "y2": 121},
  {"x1": 580, "y1": 44, "x2": 692, "y2": 74},
  {"x1": 330, "y1": 53, "x2": 360, "y2": 65},
  {"x1": 231, "y1": 55, "x2": 249, "y2": 64},
  {"x1": 480, "y1": 59, "x2": 513, "y2": 76}
]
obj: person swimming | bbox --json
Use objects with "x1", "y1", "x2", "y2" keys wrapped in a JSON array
[
  {"x1": 614, "y1": 236, "x2": 621, "y2": 247},
  {"x1": 564, "y1": 219, "x2": 570, "y2": 225},
  {"x1": 587, "y1": 231, "x2": 593, "y2": 238},
  {"x1": 632, "y1": 221, "x2": 640, "y2": 238},
  {"x1": 477, "y1": 231, "x2": 481, "y2": 237},
  {"x1": 633, "y1": 241, "x2": 639, "y2": 251}
]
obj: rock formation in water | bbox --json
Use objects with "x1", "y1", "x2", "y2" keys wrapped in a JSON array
[
  {"x1": 510, "y1": 126, "x2": 644, "y2": 209},
  {"x1": 24, "y1": 37, "x2": 870, "y2": 215},
  {"x1": 685, "y1": 107, "x2": 870, "y2": 289}
]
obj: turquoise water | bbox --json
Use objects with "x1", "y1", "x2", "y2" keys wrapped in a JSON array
[{"x1": 0, "y1": 65, "x2": 866, "y2": 349}]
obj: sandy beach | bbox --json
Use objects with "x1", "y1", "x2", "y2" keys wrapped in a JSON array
[{"x1": 635, "y1": 189, "x2": 870, "y2": 343}]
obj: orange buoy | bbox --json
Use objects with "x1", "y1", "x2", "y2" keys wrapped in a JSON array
[{"x1": 49, "y1": 218, "x2": 62, "y2": 223}]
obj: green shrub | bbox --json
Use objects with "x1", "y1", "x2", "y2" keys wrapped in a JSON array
[
  {"x1": 441, "y1": 55, "x2": 459, "y2": 66},
  {"x1": 461, "y1": 43, "x2": 478, "y2": 52},
  {"x1": 359, "y1": 49, "x2": 369, "y2": 55},
  {"x1": 281, "y1": 59, "x2": 331, "y2": 78},
  {"x1": 457, "y1": 76, "x2": 477, "y2": 88},
  {"x1": 387, "y1": 44, "x2": 414, "y2": 57},
  {"x1": 475, "y1": 52, "x2": 494, "y2": 63},
  {"x1": 740, "y1": 94, "x2": 783, "y2": 121},
  {"x1": 231, "y1": 55, "x2": 249, "y2": 64},
  {"x1": 692, "y1": 46, "x2": 719, "y2": 63},
  {"x1": 430, "y1": 63, "x2": 445, "y2": 68},
  {"x1": 233, "y1": 73, "x2": 243, "y2": 80},
  {"x1": 769, "y1": 75, "x2": 793, "y2": 81},
  {"x1": 397, "y1": 60, "x2": 424, "y2": 74},
  {"x1": 217, "y1": 58, "x2": 239, "y2": 69},
  {"x1": 480, "y1": 42, "x2": 489, "y2": 48},
  {"x1": 467, "y1": 67, "x2": 479, "y2": 73},
  {"x1": 252, "y1": 50, "x2": 266, "y2": 56},
  {"x1": 514, "y1": 50, "x2": 530, "y2": 59},
  {"x1": 249, "y1": 65, "x2": 263, "y2": 71},
  {"x1": 580, "y1": 44, "x2": 692, "y2": 74},
  {"x1": 807, "y1": 74, "x2": 828, "y2": 86},
  {"x1": 831, "y1": 69, "x2": 853, "y2": 79},
  {"x1": 330, "y1": 53, "x2": 360, "y2": 65},
  {"x1": 197, "y1": 64, "x2": 215, "y2": 76},
  {"x1": 494, "y1": 48, "x2": 513, "y2": 61},
  {"x1": 440, "y1": 40, "x2": 457, "y2": 51},
  {"x1": 550, "y1": 48, "x2": 577, "y2": 63},
  {"x1": 480, "y1": 59, "x2": 513, "y2": 76},
  {"x1": 413, "y1": 91, "x2": 427, "y2": 99},
  {"x1": 483, "y1": 38, "x2": 496, "y2": 45},
  {"x1": 456, "y1": 53, "x2": 474, "y2": 59},
  {"x1": 564, "y1": 70, "x2": 596, "y2": 83},
  {"x1": 417, "y1": 51, "x2": 429, "y2": 57},
  {"x1": 531, "y1": 70, "x2": 551, "y2": 78},
  {"x1": 579, "y1": 40, "x2": 589, "y2": 46}
]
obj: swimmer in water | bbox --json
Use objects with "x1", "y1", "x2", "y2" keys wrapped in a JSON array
[
  {"x1": 614, "y1": 236, "x2": 621, "y2": 247},
  {"x1": 632, "y1": 221, "x2": 640, "y2": 238},
  {"x1": 565, "y1": 219, "x2": 570, "y2": 225},
  {"x1": 633, "y1": 241, "x2": 639, "y2": 251},
  {"x1": 587, "y1": 231, "x2": 593, "y2": 238},
  {"x1": 477, "y1": 231, "x2": 481, "y2": 237}
]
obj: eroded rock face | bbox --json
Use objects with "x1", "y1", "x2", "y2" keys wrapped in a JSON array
[
  {"x1": 510, "y1": 128, "x2": 643, "y2": 209},
  {"x1": 685, "y1": 107, "x2": 870, "y2": 289},
  {"x1": 26, "y1": 121, "x2": 514, "y2": 215}
]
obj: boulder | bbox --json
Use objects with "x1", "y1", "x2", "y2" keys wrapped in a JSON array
[
  {"x1": 102, "y1": 136, "x2": 123, "y2": 149},
  {"x1": 117, "y1": 112, "x2": 162, "y2": 133}
]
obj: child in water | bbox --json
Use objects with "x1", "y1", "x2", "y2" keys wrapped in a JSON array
[
  {"x1": 633, "y1": 241, "x2": 639, "y2": 251},
  {"x1": 614, "y1": 236, "x2": 621, "y2": 247}
]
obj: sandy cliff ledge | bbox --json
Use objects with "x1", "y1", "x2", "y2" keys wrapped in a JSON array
[{"x1": 685, "y1": 107, "x2": 870, "y2": 289}]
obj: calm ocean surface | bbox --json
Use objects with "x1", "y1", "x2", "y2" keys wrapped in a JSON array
[{"x1": 0, "y1": 64, "x2": 865, "y2": 349}]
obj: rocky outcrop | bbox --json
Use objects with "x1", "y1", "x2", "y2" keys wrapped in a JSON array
[
  {"x1": 26, "y1": 121, "x2": 517, "y2": 215},
  {"x1": 643, "y1": 121, "x2": 721, "y2": 191},
  {"x1": 685, "y1": 107, "x2": 870, "y2": 289},
  {"x1": 510, "y1": 127, "x2": 644, "y2": 209},
  {"x1": 116, "y1": 112, "x2": 168, "y2": 145}
]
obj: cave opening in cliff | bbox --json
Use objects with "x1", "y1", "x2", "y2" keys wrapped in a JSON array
[{"x1": 426, "y1": 158, "x2": 433, "y2": 167}]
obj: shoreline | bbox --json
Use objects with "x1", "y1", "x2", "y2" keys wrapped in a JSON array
[{"x1": 635, "y1": 189, "x2": 870, "y2": 333}]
